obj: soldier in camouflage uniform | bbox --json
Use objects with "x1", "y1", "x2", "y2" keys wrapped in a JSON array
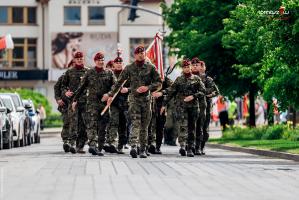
[
  {"x1": 148, "y1": 76, "x2": 173, "y2": 154},
  {"x1": 154, "y1": 59, "x2": 206, "y2": 157},
  {"x1": 54, "y1": 73, "x2": 69, "y2": 152},
  {"x1": 164, "y1": 98, "x2": 177, "y2": 146},
  {"x1": 72, "y1": 52, "x2": 116, "y2": 156},
  {"x1": 197, "y1": 60, "x2": 219, "y2": 154},
  {"x1": 107, "y1": 46, "x2": 162, "y2": 158},
  {"x1": 106, "y1": 56, "x2": 129, "y2": 154},
  {"x1": 62, "y1": 52, "x2": 88, "y2": 154},
  {"x1": 54, "y1": 60, "x2": 74, "y2": 152},
  {"x1": 191, "y1": 57, "x2": 207, "y2": 155}
]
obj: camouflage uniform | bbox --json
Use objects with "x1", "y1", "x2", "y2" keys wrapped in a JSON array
[
  {"x1": 73, "y1": 67, "x2": 116, "y2": 151},
  {"x1": 54, "y1": 74, "x2": 69, "y2": 143},
  {"x1": 62, "y1": 66, "x2": 88, "y2": 148},
  {"x1": 200, "y1": 74, "x2": 219, "y2": 152},
  {"x1": 192, "y1": 73, "x2": 207, "y2": 153},
  {"x1": 148, "y1": 77, "x2": 173, "y2": 153},
  {"x1": 109, "y1": 61, "x2": 162, "y2": 153},
  {"x1": 107, "y1": 72, "x2": 129, "y2": 151},
  {"x1": 164, "y1": 98, "x2": 177, "y2": 145},
  {"x1": 162, "y1": 74, "x2": 206, "y2": 152}
]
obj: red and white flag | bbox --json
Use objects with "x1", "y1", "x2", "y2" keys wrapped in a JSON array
[
  {"x1": 0, "y1": 34, "x2": 14, "y2": 50},
  {"x1": 146, "y1": 33, "x2": 164, "y2": 80}
]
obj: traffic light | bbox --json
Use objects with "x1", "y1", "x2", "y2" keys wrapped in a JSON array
[{"x1": 128, "y1": 0, "x2": 139, "y2": 22}]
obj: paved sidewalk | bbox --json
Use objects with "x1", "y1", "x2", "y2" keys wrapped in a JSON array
[{"x1": 0, "y1": 133, "x2": 298, "y2": 200}]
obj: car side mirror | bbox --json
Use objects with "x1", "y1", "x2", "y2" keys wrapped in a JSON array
[{"x1": 16, "y1": 107, "x2": 25, "y2": 112}]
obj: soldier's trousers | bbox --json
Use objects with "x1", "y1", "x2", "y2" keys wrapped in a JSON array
[
  {"x1": 86, "y1": 101, "x2": 109, "y2": 149},
  {"x1": 148, "y1": 111, "x2": 166, "y2": 148},
  {"x1": 176, "y1": 107, "x2": 199, "y2": 147},
  {"x1": 60, "y1": 106, "x2": 69, "y2": 142},
  {"x1": 164, "y1": 108, "x2": 176, "y2": 145},
  {"x1": 195, "y1": 103, "x2": 207, "y2": 148},
  {"x1": 68, "y1": 102, "x2": 87, "y2": 147},
  {"x1": 107, "y1": 105, "x2": 128, "y2": 149},
  {"x1": 201, "y1": 102, "x2": 211, "y2": 149},
  {"x1": 128, "y1": 101, "x2": 151, "y2": 149}
]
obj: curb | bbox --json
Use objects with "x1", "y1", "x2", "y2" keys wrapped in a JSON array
[{"x1": 207, "y1": 143, "x2": 299, "y2": 162}]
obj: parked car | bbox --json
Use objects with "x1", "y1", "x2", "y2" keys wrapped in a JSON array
[
  {"x1": 0, "y1": 98, "x2": 13, "y2": 149},
  {"x1": 22, "y1": 99, "x2": 41, "y2": 143},
  {"x1": 4, "y1": 93, "x2": 31, "y2": 146},
  {"x1": 0, "y1": 94, "x2": 30, "y2": 147}
]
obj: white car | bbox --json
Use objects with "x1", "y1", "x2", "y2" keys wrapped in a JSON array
[
  {"x1": 0, "y1": 94, "x2": 28, "y2": 147},
  {"x1": 22, "y1": 99, "x2": 41, "y2": 143},
  {"x1": 0, "y1": 98, "x2": 13, "y2": 149}
]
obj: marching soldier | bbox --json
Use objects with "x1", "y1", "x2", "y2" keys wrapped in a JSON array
[
  {"x1": 62, "y1": 52, "x2": 88, "y2": 154},
  {"x1": 106, "y1": 56, "x2": 129, "y2": 154},
  {"x1": 153, "y1": 59, "x2": 206, "y2": 157},
  {"x1": 107, "y1": 46, "x2": 162, "y2": 158},
  {"x1": 148, "y1": 76, "x2": 173, "y2": 154},
  {"x1": 54, "y1": 62, "x2": 73, "y2": 152},
  {"x1": 106, "y1": 60, "x2": 114, "y2": 70},
  {"x1": 197, "y1": 60, "x2": 219, "y2": 154},
  {"x1": 72, "y1": 52, "x2": 116, "y2": 156},
  {"x1": 191, "y1": 57, "x2": 207, "y2": 155}
]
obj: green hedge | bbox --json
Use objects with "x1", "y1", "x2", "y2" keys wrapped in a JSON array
[
  {"x1": 44, "y1": 113, "x2": 63, "y2": 128},
  {"x1": 223, "y1": 125, "x2": 299, "y2": 141}
]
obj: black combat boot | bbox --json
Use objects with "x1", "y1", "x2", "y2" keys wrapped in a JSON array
[
  {"x1": 63, "y1": 142, "x2": 70, "y2": 153},
  {"x1": 69, "y1": 144, "x2": 76, "y2": 154},
  {"x1": 148, "y1": 144, "x2": 156, "y2": 154},
  {"x1": 117, "y1": 145, "x2": 125, "y2": 154},
  {"x1": 187, "y1": 146, "x2": 194, "y2": 157},
  {"x1": 88, "y1": 146, "x2": 104, "y2": 156},
  {"x1": 109, "y1": 145, "x2": 118, "y2": 153},
  {"x1": 179, "y1": 146, "x2": 186, "y2": 156},
  {"x1": 155, "y1": 146, "x2": 162, "y2": 154},
  {"x1": 139, "y1": 148, "x2": 147, "y2": 158},
  {"x1": 130, "y1": 146, "x2": 138, "y2": 158},
  {"x1": 76, "y1": 147, "x2": 86, "y2": 154},
  {"x1": 194, "y1": 145, "x2": 201, "y2": 155},
  {"x1": 103, "y1": 144, "x2": 110, "y2": 153}
]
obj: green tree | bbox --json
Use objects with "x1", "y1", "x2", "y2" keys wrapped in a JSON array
[
  {"x1": 222, "y1": 0, "x2": 299, "y2": 126},
  {"x1": 161, "y1": 0, "x2": 248, "y2": 97}
]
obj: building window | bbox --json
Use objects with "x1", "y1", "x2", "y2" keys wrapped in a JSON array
[
  {"x1": 64, "y1": 6, "x2": 81, "y2": 25},
  {"x1": 0, "y1": 7, "x2": 36, "y2": 25},
  {"x1": 88, "y1": 6, "x2": 105, "y2": 25},
  {"x1": 0, "y1": 38, "x2": 37, "y2": 69},
  {"x1": 27, "y1": 7, "x2": 37, "y2": 24},
  {"x1": 0, "y1": 7, "x2": 8, "y2": 24},
  {"x1": 12, "y1": 7, "x2": 23, "y2": 23}
]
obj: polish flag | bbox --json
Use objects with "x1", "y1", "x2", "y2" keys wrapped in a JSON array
[
  {"x1": 0, "y1": 34, "x2": 14, "y2": 50},
  {"x1": 146, "y1": 33, "x2": 164, "y2": 80}
]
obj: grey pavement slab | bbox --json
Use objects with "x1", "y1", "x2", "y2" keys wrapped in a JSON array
[{"x1": 0, "y1": 133, "x2": 298, "y2": 200}]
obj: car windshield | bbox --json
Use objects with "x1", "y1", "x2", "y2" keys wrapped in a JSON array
[
  {"x1": 1, "y1": 98, "x2": 15, "y2": 112},
  {"x1": 11, "y1": 95, "x2": 21, "y2": 107}
]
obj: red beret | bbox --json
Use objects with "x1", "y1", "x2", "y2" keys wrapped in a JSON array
[
  {"x1": 134, "y1": 46, "x2": 145, "y2": 54},
  {"x1": 191, "y1": 57, "x2": 201, "y2": 64},
  {"x1": 182, "y1": 59, "x2": 191, "y2": 67},
  {"x1": 74, "y1": 51, "x2": 83, "y2": 58},
  {"x1": 114, "y1": 57, "x2": 123, "y2": 63},
  {"x1": 94, "y1": 52, "x2": 104, "y2": 61},
  {"x1": 106, "y1": 60, "x2": 114, "y2": 68}
]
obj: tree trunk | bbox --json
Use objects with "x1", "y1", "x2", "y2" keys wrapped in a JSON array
[
  {"x1": 292, "y1": 107, "x2": 297, "y2": 129},
  {"x1": 249, "y1": 83, "x2": 256, "y2": 127}
]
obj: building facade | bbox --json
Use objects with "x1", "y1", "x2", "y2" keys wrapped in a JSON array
[{"x1": 0, "y1": 0, "x2": 169, "y2": 112}]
